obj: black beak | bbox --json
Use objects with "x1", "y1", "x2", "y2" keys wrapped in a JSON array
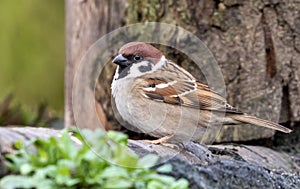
[{"x1": 112, "y1": 54, "x2": 129, "y2": 66}]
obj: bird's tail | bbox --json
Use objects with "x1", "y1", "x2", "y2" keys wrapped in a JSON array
[{"x1": 229, "y1": 114, "x2": 292, "y2": 133}]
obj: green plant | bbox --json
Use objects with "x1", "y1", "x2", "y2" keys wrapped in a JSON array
[
  {"x1": 0, "y1": 94, "x2": 58, "y2": 127},
  {"x1": 0, "y1": 128, "x2": 189, "y2": 189}
]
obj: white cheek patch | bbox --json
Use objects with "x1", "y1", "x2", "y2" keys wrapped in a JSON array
[
  {"x1": 113, "y1": 67, "x2": 120, "y2": 80},
  {"x1": 153, "y1": 56, "x2": 166, "y2": 71}
]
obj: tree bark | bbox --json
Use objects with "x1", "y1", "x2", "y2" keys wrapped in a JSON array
[{"x1": 65, "y1": 0, "x2": 125, "y2": 129}]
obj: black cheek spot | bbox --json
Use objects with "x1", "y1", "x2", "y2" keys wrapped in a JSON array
[{"x1": 138, "y1": 63, "x2": 152, "y2": 73}]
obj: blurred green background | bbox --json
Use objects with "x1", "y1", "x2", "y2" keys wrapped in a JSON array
[{"x1": 0, "y1": 0, "x2": 65, "y2": 114}]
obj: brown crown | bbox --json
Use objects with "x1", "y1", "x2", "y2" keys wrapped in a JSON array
[{"x1": 119, "y1": 42, "x2": 163, "y2": 63}]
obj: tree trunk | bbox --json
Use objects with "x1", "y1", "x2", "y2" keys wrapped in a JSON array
[{"x1": 65, "y1": 0, "x2": 125, "y2": 129}]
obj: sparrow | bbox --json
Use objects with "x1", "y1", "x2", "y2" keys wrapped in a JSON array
[{"x1": 111, "y1": 42, "x2": 292, "y2": 144}]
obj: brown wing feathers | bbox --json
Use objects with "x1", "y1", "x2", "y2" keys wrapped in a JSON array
[
  {"x1": 142, "y1": 78, "x2": 239, "y2": 113},
  {"x1": 143, "y1": 79, "x2": 193, "y2": 105}
]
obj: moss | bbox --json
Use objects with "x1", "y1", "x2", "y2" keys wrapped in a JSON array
[{"x1": 125, "y1": 0, "x2": 163, "y2": 23}]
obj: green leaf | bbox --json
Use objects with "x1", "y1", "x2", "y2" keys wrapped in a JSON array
[
  {"x1": 100, "y1": 166, "x2": 129, "y2": 178},
  {"x1": 82, "y1": 149, "x2": 98, "y2": 161},
  {"x1": 34, "y1": 165, "x2": 57, "y2": 179},
  {"x1": 0, "y1": 175, "x2": 36, "y2": 189},
  {"x1": 103, "y1": 179, "x2": 132, "y2": 189},
  {"x1": 144, "y1": 174, "x2": 175, "y2": 184},
  {"x1": 170, "y1": 178, "x2": 189, "y2": 189},
  {"x1": 107, "y1": 130, "x2": 128, "y2": 145},
  {"x1": 58, "y1": 130, "x2": 77, "y2": 159},
  {"x1": 81, "y1": 129, "x2": 106, "y2": 145},
  {"x1": 33, "y1": 139, "x2": 51, "y2": 164},
  {"x1": 33, "y1": 178, "x2": 55, "y2": 189},
  {"x1": 156, "y1": 164, "x2": 172, "y2": 173},
  {"x1": 137, "y1": 154, "x2": 159, "y2": 168},
  {"x1": 113, "y1": 149, "x2": 139, "y2": 167},
  {"x1": 147, "y1": 180, "x2": 165, "y2": 189},
  {"x1": 55, "y1": 159, "x2": 78, "y2": 185},
  {"x1": 20, "y1": 163, "x2": 34, "y2": 175},
  {"x1": 13, "y1": 140, "x2": 23, "y2": 149}
]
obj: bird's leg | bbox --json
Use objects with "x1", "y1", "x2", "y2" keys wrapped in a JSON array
[{"x1": 144, "y1": 134, "x2": 174, "y2": 145}]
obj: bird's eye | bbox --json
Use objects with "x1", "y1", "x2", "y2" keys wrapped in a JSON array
[{"x1": 134, "y1": 54, "x2": 142, "y2": 61}]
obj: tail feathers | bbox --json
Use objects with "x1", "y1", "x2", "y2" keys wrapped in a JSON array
[{"x1": 229, "y1": 114, "x2": 292, "y2": 133}]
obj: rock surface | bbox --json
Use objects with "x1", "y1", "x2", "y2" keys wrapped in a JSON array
[{"x1": 0, "y1": 127, "x2": 299, "y2": 188}]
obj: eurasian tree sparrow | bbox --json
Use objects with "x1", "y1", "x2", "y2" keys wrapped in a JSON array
[{"x1": 111, "y1": 42, "x2": 292, "y2": 144}]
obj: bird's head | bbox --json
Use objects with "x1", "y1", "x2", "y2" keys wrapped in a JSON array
[{"x1": 112, "y1": 42, "x2": 165, "y2": 80}]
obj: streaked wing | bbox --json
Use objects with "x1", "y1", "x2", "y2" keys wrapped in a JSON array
[{"x1": 140, "y1": 62, "x2": 241, "y2": 114}]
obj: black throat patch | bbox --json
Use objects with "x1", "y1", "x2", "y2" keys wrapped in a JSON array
[{"x1": 117, "y1": 64, "x2": 132, "y2": 79}]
